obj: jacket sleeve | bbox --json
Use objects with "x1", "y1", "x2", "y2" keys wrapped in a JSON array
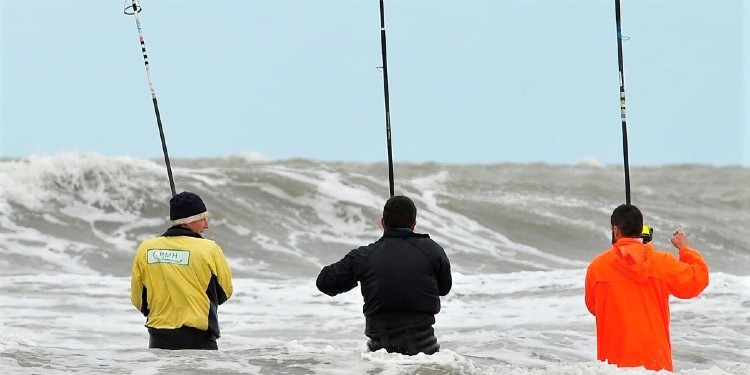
[
  {"x1": 316, "y1": 248, "x2": 364, "y2": 296},
  {"x1": 130, "y1": 247, "x2": 147, "y2": 315},
  {"x1": 212, "y1": 244, "x2": 234, "y2": 304},
  {"x1": 584, "y1": 264, "x2": 596, "y2": 316},
  {"x1": 661, "y1": 246, "x2": 709, "y2": 299},
  {"x1": 436, "y1": 245, "x2": 452, "y2": 296}
]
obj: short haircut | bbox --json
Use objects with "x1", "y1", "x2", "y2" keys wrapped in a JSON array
[
  {"x1": 382, "y1": 195, "x2": 417, "y2": 228},
  {"x1": 610, "y1": 204, "x2": 643, "y2": 238}
]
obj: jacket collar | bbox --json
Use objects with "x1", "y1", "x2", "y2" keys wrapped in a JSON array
[
  {"x1": 162, "y1": 225, "x2": 203, "y2": 238},
  {"x1": 382, "y1": 227, "x2": 430, "y2": 239}
]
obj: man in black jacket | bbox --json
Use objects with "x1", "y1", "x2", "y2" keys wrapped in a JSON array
[{"x1": 316, "y1": 195, "x2": 452, "y2": 355}]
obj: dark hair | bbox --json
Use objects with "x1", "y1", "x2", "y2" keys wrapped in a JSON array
[
  {"x1": 610, "y1": 204, "x2": 643, "y2": 238},
  {"x1": 382, "y1": 195, "x2": 417, "y2": 228}
]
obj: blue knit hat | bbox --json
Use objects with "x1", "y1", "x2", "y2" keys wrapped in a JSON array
[{"x1": 170, "y1": 191, "x2": 209, "y2": 225}]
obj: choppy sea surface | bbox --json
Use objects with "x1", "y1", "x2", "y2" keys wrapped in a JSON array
[{"x1": 1, "y1": 153, "x2": 748, "y2": 374}]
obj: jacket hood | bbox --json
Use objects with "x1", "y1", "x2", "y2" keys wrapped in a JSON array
[{"x1": 612, "y1": 237, "x2": 652, "y2": 283}]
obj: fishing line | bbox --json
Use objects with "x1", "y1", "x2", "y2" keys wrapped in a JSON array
[
  {"x1": 124, "y1": 0, "x2": 176, "y2": 196},
  {"x1": 614, "y1": 0, "x2": 631, "y2": 205},
  {"x1": 378, "y1": 0, "x2": 395, "y2": 197}
]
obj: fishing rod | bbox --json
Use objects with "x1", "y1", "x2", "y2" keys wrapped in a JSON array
[
  {"x1": 614, "y1": 2, "x2": 653, "y2": 244},
  {"x1": 378, "y1": 0, "x2": 395, "y2": 197},
  {"x1": 614, "y1": 0, "x2": 631, "y2": 205},
  {"x1": 124, "y1": 0, "x2": 176, "y2": 197}
]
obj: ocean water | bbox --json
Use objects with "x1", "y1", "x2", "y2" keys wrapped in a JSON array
[{"x1": 0, "y1": 153, "x2": 748, "y2": 375}]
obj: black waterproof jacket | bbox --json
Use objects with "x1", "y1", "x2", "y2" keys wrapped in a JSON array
[{"x1": 316, "y1": 228, "x2": 452, "y2": 331}]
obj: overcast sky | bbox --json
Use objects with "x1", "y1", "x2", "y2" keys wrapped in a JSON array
[{"x1": 1, "y1": 0, "x2": 747, "y2": 166}]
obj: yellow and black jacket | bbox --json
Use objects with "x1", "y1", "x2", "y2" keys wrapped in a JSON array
[{"x1": 131, "y1": 226, "x2": 233, "y2": 338}]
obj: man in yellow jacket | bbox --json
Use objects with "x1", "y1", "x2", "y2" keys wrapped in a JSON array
[
  {"x1": 585, "y1": 204, "x2": 709, "y2": 371},
  {"x1": 131, "y1": 191, "x2": 233, "y2": 350}
]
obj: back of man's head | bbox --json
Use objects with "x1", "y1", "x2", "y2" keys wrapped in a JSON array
[
  {"x1": 382, "y1": 195, "x2": 417, "y2": 229},
  {"x1": 610, "y1": 204, "x2": 643, "y2": 238},
  {"x1": 170, "y1": 191, "x2": 209, "y2": 226}
]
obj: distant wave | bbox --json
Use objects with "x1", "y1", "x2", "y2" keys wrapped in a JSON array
[{"x1": 0, "y1": 152, "x2": 747, "y2": 277}]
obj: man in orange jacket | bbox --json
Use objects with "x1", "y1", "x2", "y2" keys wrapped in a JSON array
[{"x1": 585, "y1": 204, "x2": 709, "y2": 371}]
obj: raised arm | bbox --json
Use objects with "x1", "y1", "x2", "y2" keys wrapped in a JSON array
[
  {"x1": 662, "y1": 230, "x2": 709, "y2": 298},
  {"x1": 316, "y1": 247, "x2": 366, "y2": 296}
]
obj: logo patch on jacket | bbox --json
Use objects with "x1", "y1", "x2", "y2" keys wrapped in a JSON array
[{"x1": 147, "y1": 249, "x2": 190, "y2": 265}]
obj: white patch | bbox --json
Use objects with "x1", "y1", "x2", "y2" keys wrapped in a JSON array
[{"x1": 147, "y1": 249, "x2": 190, "y2": 265}]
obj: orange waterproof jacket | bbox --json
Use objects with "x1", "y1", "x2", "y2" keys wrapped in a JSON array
[{"x1": 585, "y1": 238, "x2": 709, "y2": 371}]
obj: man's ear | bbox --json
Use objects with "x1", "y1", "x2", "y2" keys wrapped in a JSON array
[
  {"x1": 411, "y1": 219, "x2": 416, "y2": 230},
  {"x1": 612, "y1": 226, "x2": 622, "y2": 240},
  {"x1": 381, "y1": 217, "x2": 386, "y2": 229}
]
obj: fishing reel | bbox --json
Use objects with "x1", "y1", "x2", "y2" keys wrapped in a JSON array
[{"x1": 641, "y1": 224, "x2": 654, "y2": 244}]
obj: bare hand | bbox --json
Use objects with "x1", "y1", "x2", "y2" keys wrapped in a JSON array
[{"x1": 669, "y1": 229, "x2": 689, "y2": 249}]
